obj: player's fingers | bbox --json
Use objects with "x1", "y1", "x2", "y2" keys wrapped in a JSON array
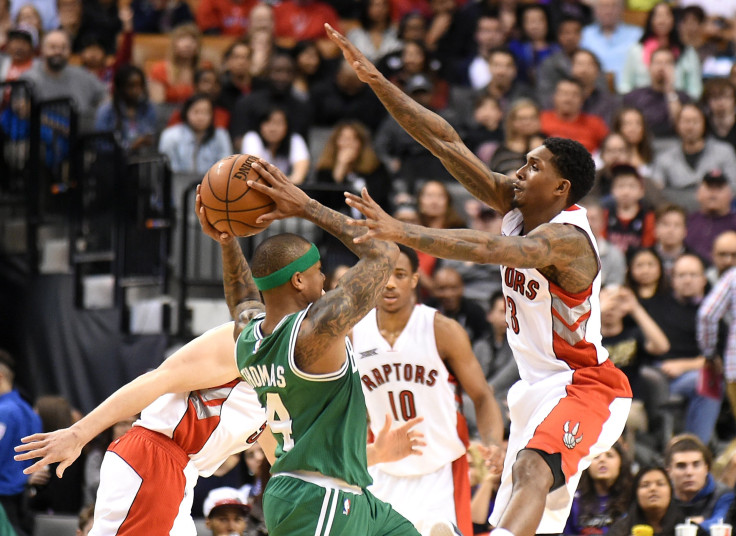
[
  {"x1": 19, "y1": 433, "x2": 48, "y2": 444},
  {"x1": 246, "y1": 179, "x2": 271, "y2": 193},
  {"x1": 256, "y1": 160, "x2": 288, "y2": 183},
  {"x1": 380, "y1": 413, "x2": 392, "y2": 434},
  {"x1": 250, "y1": 162, "x2": 278, "y2": 185},
  {"x1": 56, "y1": 459, "x2": 74, "y2": 478},
  {"x1": 23, "y1": 458, "x2": 52, "y2": 475}
]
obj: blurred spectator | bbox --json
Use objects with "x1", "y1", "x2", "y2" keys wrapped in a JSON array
[
  {"x1": 622, "y1": 47, "x2": 691, "y2": 142},
  {"x1": 653, "y1": 204, "x2": 690, "y2": 282},
  {"x1": 347, "y1": 0, "x2": 402, "y2": 63},
  {"x1": 13, "y1": 4, "x2": 42, "y2": 35},
  {"x1": 20, "y1": 29, "x2": 107, "y2": 129},
  {"x1": 463, "y1": 11, "x2": 506, "y2": 90},
  {"x1": 706, "y1": 231, "x2": 736, "y2": 285},
  {"x1": 677, "y1": 5, "x2": 719, "y2": 68},
  {"x1": 652, "y1": 105, "x2": 736, "y2": 212},
  {"x1": 131, "y1": 0, "x2": 193, "y2": 33},
  {"x1": 82, "y1": 416, "x2": 136, "y2": 507},
  {"x1": 619, "y1": 2, "x2": 702, "y2": 99},
  {"x1": 56, "y1": 0, "x2": 84, "y2": 52},
  {"x1": 158, "y1": 94, "x2": 232, "y2": 174},
  {"x1": 489, "y1": 98, "x2": 543, "y2": 176},
  {"x1": 701, "y1": 78, "x2": 736, "y2": 149},
  {"x1": 481, "y1": 47, "x2": 535, "y2": 114},
  {"x1": 76, "y1": 503, "x2": 94, "y2": 536},
  {"x1": 0, "y1": 0, "x2": 10, "y2": 48},
  {"x1": 536, "y1": 17, "x2": 584, "y2": 108},
  {"x1": 70, "y1": 0, "x2": 123, "y2": 55},
  {"x1": 582, "y1": 199, "x2": 627, "y2": 287},
  {"x1": 230, "y1": 51, "x2": 312, "y2": 148},
  {"x1": 390, "y1": 0, "x2": 431, "y2": 23},
  {"x1": 602, "y1": 165, "x2": 655, "y2": 255},
  {"x1": 540, "y1": 77, "x2": 609, "y2": 153},
  {"x1": 0, "y1": 24, "x2": 37, "y2": 81},
  {"x1": 94, "y1": 64, "x2": 157, "y2": 155},
  {"x1": 547, "y1": 0, "x2": 592, "y2": 32},
  {"x1": 612, "y1": 107, "x2": 654, "y2": 175},
  {"x1": 627, "y1": 248, "x2": 667, "y2": 310},
  {"x1": 272, "y1": 0, "x2": 340, "y2": 42},
  {"x1": 218, "y1": 40, "x2": 252, "y2": 113},
  {"x1": 310, "y1": 59, "x2": 387, "y2": 133},
  {"x1": 388, "y1": 39, "x2": 448, "y2": 111},
  {"x1": 429, "y1": 266, "x2": 489, "y2": 345},
  {"x1": 195, "y1": 0, "x2": 256, "y2": 36},
  {"x1": 684, "y1": 171, "x2": 736, "y2": 265},
  {"x1": 240, "y1": 105, "x2": 309, "y2": 184},
  {"x1": 10, "y1": 0, "x2": 56, "y2": 31},
  {"x1": 646, "y1": 254, "x2": 719, "y2": 445},
  {"x1": 464, "y1": 93, "x2": 503, "y2": 164},
  {"x1": 247, "y1": 27, "x2": 274, "y2": 82},
  {"x1": 203, "y1": 487, "x2": 250, "y2": 536},
  {"x1": 570, "y1": 48, "x2": 621, "y2": 127},
  {"x1": 665, "y1": 434, "x2": 734, "y2": 531},
  {"x1": 580, "y1": 0, "x2": 642, "y2": 84},
  {"x1": 291, "y1": 40, "x2": 333, "y2": 101},
  {"x1": 77, "y1": 4, "x2": 133, "y2": 89},
  {"x1": 167, "y1": 67, "x2": 230, "y2": 128},
  {"x1": 148, "y1": 23, "x2": 201, "y2": 104},
  {"x1": 698, "y1": 266, "x2": 736, "y2": 423},
  {"x1": 423, "y1": 0, "x2": 472, "y2": 81},
  {"x1": 27, "y1": 395, "x2": 84, "y2": 515},
  {"x1": 608, "y1": 466, "x2": 689, "y2": 536},
  {"x1": 0, "y1": 349, "x2": 41, "y2": 535},
  {"x1": 565, "y1": 444, "x2": 634, "y2": 535},
  {"x1": 507, "y1": 3, "x2": 557, "y2": 85},
  {"x1": 590, "y1": 133, "x2": 633, "y2": 200},
  {"x1": 247, "y1": 0, "x2": 270, "y2": 33}
]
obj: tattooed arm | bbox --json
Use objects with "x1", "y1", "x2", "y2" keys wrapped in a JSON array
[
  {"x1": 325, "y1": 24, "x2": 515, "y2": 214},
  {"x1": 196, "y1": 188, "x2": 264, "y2": 339},
  {"x1": 248, "y1": 161, "x2": 399, "y2": 374}
]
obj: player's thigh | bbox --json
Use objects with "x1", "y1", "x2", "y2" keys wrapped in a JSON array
[{"x1": 364, "y1": 489, "x2": 420, "y2": 536}]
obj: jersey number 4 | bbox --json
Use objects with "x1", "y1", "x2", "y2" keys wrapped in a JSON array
[
  {"x1": 387, "y1": 390, "x2": 416, "y2": 421},
  {"x1": 266, "y1": 392, "x2": 294, "y2": 451}
]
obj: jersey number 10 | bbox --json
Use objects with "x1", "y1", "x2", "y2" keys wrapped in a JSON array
[{"x1": 387, "y1": 390, "x2": 417, "y2": 421}]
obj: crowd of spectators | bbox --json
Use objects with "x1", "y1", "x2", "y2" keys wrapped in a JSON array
[{"x1": 3, "y1": 0, "x2": 736, "y2": 535}]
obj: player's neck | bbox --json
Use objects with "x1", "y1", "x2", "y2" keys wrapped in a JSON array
[
  {"x1": 519, "y1": 203, "x2": 565, "y2": 233},
  {"x1": 376, "y1": 303, "x2": 414, "y2": 344},
  {"x1": 261, "y1": 296, "x2": 308, "y2": 334}
]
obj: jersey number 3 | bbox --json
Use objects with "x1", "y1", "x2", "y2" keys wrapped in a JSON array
[
  {"x1": 266, "y1": 392, "x2": 294, "y2": 451},
  {"x1": 506, "y1": 297, "x2": 520, "y2": 334}
]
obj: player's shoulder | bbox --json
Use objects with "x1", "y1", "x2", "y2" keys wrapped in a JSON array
[{"x1": 433, "y1": 311, "x2": 468, "y2": 340}]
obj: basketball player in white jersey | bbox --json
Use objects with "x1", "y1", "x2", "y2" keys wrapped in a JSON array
[
  {"x1": 352, "y1": 245, "x2": 503, "y2": 536},
  {"x1": 327, "y1": 25, "x2": 633, "y2": 536}
]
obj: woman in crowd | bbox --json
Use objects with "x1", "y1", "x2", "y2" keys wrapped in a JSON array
[
  {"x1": 158, "y1": 93, "x2": 232, "y2": 174},
  {"x1": 218, "y1": 40, "x2": 252, "y2": 113},
  {"x1": 613, "y1": 107, "x2": 654, "y2": 177},
  {"x1": 291, "y1": 40, "x2": 332, "y2": 100},
  {"x1": 618, "y1": 2, "x2": 701, "y2": 98},
  {"x1": 148, "y1": 22, "x2": 201, "y2": 104},
  {"x1": 14, "y1": 4, "x2": 42, "y2": 35},
  {"x1": 95, "y1": 64, "x2": 157, "y2": 155},
  {"x1": 489, "y1": 99, "x2": 544, "y2": 176},
  {"x1": 626, "y1": 248, "x2": 667, "y2": 306},
  {"x1": 507, "y1": 3, "x2": 556, "y2": 85},
  {"x1": 0, "y1": 0, "x2": 11, "y2": 49},
  {"x1": 566, "y1": 443, "x2": 634, "y2": 535},
  {"x1": 387, "y1": 39, "x2": 448, "y2": 111},
  {"x1": 240, "y1": 106, "x2": 310, "y2": 185},
  {"x1": 347, "y1": 0, "x2": 403, "y2": 62}
]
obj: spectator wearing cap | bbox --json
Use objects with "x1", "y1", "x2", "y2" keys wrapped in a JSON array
[
  {"x1": 651, "y1": 103, "x2": 736, "y2": 212},
  {"x1": 0, "y1": 24, "x2": 37, "y2": 81},
  {"x1": 684, "y1": 170, "x2": 736, "y2": 264},
  {"x1": 203, "y1": 487, "x2": 250, "y2": 536},
  {"x1": 0, "y1": 349, "x2": 42, "y2": 535},
  {"x1": 540, "y1": 76, "x2": 609, "y2": 153}
]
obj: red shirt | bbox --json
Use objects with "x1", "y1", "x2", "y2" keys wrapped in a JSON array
[
  {"x1": 539, "y1": 110, "x2": 609, "y2": 153},
  {"x1": 272, "y1": 1, "x2": 341, "y2": 41},
  {"x1": 195, "y1": 0, "x2": 258, "y2": 35}
]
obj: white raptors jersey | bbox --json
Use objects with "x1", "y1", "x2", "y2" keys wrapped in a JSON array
[
  {"x1": 353, "y1": 304, "x2": 466, "y2": 477},
  {"x1": 500, "y1": 205, "x2": 608, "y2": 384},
  {"x1": 136, "y1": 379, "x2": 266, "y2": 477}
]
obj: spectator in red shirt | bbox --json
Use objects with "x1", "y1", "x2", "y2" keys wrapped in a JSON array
[
  {"x1": 540, "y1": 76, "x2": 609, "y2": 153},
  {"x1": 272, "y1": 0, "x2": 340, "y2": 42},
  {"x1": 195, "y1": 0, "x2": 257, "y2": 35},
  {"x1": 603, "y1": 164, "x2": 656, "y2": 255},
  {"x1": 148, "y1": 22, "x2": 202, "y2": 104}
]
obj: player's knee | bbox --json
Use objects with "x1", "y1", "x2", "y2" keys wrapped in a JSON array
[{"x1": 511, "y1": 449, "x2": 558, "y2": 492}]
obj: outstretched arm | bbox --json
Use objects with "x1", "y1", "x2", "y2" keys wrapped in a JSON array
[
  {"x1": 14, "y1": 323, "x2": 241, "y2": 477},
  {"x1": 325, "y1": 24, "x2": 515, "y2": 214}
]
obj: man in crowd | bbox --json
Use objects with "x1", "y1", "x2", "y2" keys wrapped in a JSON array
[
  {"x1": 203, "y1": 487, "x2": 250, "y2": 536},
  {"x1": 685, "y1": 172, "x2": 736, "y2": 264},
  {"x1": 706, "y1": 230, "x2": 736, "y2": 285}
]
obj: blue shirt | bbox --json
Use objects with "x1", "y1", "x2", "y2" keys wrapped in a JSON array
[
  {"x1": 0, "y1": 389, "x2": 42, "y2": 496},
  {"x1": 581, "y1": 23, "x2": 642, "y2": 82}
]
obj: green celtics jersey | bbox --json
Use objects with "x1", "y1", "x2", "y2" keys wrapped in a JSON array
[{"x1": 235, "y1": 306, "x2": 372, "y2": 488}]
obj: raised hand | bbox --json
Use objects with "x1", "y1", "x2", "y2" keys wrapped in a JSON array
[
  {"x1": 247, "y1": 160, "x2": 311, "y2": 224},
  {"x1": 371, "y1": 414, "x2": 426, "y2": 464},
  {"x1": 344, "y1": 188, "x2": 404, "y2": 243},
  {"x1": 14, "y1": 428, "x2": 85, "y2": 478},
  {"x1": 324, "y1": 23, "x2": 382, "y2": 85},
  {"x1": 196, "y1": 184, "x2": 234, "y2": 243}
]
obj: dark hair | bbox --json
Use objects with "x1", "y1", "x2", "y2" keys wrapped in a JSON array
[
  {"x1": 623, "y1": 466, "x2": 681, "y2": 533},
  {"x1": 194, "y1": 66, "x2": 217, "y2": 86},
  {"x1": 577, "y1": 443, "x2": 633, "y2": 527},
  {"x1": 0, "y1": 349, "x2": 15, "y2": 380},
  {"x1": 516, "y1": 3, "x2": 554, "y2": 43},
  {"x1": 255, "y1": 106, "x2": 292, "y2": 158},
  {"x1": 417, "y1": 180, "x2": 467, "y2": 229},
  {"x1": 676, "y1": 103, "x2": 707, "y2": 140},
  {"x1": 35, "y1": 395, "x2": 74, "y2": 432},
  {"x1": 679, "y1": 5, "x2": 706, "y2": 24},
  {"x1": 701, "y1": 78, "x2": 736, "y2": 107},
  {"x1": 625, "y1": 247, "x2": 666, "y2": 297},
  {"x1": 223, "y1": 39, "x2": 250, "y2": 62},
  {"x1": 359, "y1": 0, "x2": 392, "y2": 30},
  {"x1": 397, "y1": 244, "x2": 419, "y2": 273},
  {"x1": 112, "y1": 65, "x2": 148, "y2": 131},
  {"x1": 613, "y1": 107, "x2": 654, "y2": 164},
  {"x1": 655, "y1": 203, "x2": 687, "y2": 224},
  {"x1": 609, "y1": 164, "x2": 641, "y2": 185},
  {"x1": 556, "y1": 75, "x2": 584, "y2": 92},
  {"x1": 572, "y1": 48, "x2": 602, "y2": 71},
  {"x1": 398, "y1": 11, "x2": 427, "y2": 40},
  {"x1": 639, "y1": 2, "x2": 683, "y2": 55},
  {"x1": 488, "y1": 46, "x2": 515, "y2": 64},
  {"x1": 542, "y1": 137, "x2": 595, "y2": 205},
  {"x1": 664, "y1": 433, "x2": 712, "y2": 469},
  {"x1": 251, "y1": 233, "x2": 312, "y2": 279},
  {"x1": 180, "y1": 93, "x2": 215, "y2": 144}
]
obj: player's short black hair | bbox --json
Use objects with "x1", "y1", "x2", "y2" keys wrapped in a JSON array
[
  {"x1": 397, "y1": 245, "x2": 419, "y2": 273},
  {"x1": 252, "y1": 233, "x2": 313, "y2": 279},
  {"x1": 0, "y1": 349, "x2": 15, "y2": 381},
  {"x1": 543, "y1": 137, "x2": 595, "y2": 206}
]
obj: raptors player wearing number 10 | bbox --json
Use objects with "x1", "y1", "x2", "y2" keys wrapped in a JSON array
[{"x1": 352, "y1": 245, "x2": 504, "y2": 536}]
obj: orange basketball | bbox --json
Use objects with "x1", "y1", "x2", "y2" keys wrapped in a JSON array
[{"x1": 199, "y1": 154, "x2": 275, "y2": 237}]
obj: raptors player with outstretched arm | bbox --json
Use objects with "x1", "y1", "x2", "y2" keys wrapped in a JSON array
[
  {"x1": 352, "y1": 245, "x2": 503, "y2": 536},
  {"x1": 327, "y1": 23, "x2": 632, "y2": 536}
]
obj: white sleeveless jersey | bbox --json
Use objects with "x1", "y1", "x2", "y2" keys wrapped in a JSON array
[
  {"x1": 352, "y1": 304, "x2": 466, "y2": 477},
  {"x1": 135, "y1": 379, "x2": 266, "y2": 477},
  {"x1": 500, "y1": 205, "x2": 608, "y2": 384}
]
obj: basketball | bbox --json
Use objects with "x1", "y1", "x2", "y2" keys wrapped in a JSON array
[{"x1": 199, "y1": 154, "x2": 275, "y2": 237}]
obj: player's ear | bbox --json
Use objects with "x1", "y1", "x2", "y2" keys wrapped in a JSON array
[
  {"x1": 556, "y1": 178, "x2": 571, "y2": 198},
  {"x1": 410, "y1": 272, "x2": 420, "y2": 289},
  {"x1": 291, "y1": 272, "x2": 305, "y2": 291}
]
